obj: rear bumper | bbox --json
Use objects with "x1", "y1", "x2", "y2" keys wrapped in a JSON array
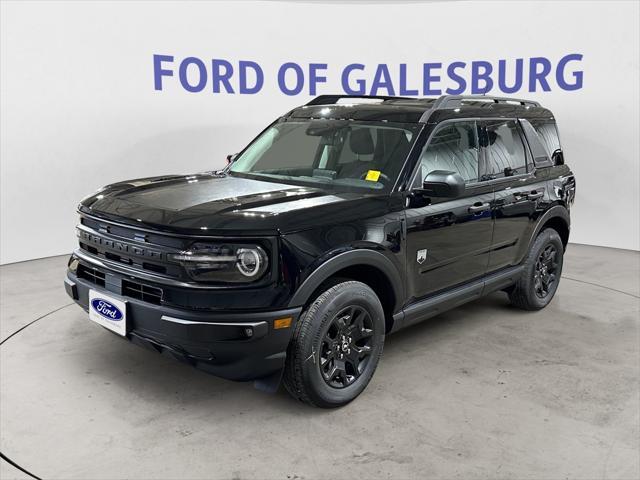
[{"x1": 65, "y1": 272, "x2": 301, "y2": 382}]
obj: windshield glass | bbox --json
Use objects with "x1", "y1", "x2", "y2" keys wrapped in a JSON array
[{"x1": 229, "y1": 119, "x2": 420, "y2": 192}]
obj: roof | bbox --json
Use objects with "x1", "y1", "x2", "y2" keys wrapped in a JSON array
[{"x1": 287, "y1": 95, "x2": 554, "y2": 124}]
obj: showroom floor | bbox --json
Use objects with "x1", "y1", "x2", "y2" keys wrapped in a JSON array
[{"x1": 1, "y1": 244, "x2": 638, "y2": 480}]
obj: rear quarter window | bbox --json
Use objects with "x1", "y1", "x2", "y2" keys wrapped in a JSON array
[{"x1": 530, "y1": 120, "x2": 561, "y2": 157}]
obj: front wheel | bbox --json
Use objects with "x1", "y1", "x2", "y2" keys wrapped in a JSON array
[
  {"x1": 283, "y1": 281, "x2": 385, "y2": 408},
  {"x1": 509, "y1": 228, "x2": 564, "y2": 310}
]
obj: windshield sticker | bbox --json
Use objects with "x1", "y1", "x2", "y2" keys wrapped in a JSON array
[{"x1": 365, "y1": 170, "x2": 381, "y2": 182}]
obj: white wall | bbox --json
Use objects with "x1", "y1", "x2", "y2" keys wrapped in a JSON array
[{"x1": 1, "y1": 0, "x2": 638, "y2": 264}]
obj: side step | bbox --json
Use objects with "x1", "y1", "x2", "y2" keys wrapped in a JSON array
[{"x1": 395, "y1": 265, "x2": 524, "y2": 331}]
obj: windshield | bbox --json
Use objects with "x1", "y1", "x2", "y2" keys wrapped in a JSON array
[{"x1": 229, "y1": 119, "x2": 421, "y2": 192}]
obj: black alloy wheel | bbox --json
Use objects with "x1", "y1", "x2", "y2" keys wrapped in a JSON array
[
  {"x1": 283, "y1": 280, "x2": 385, "y2": 408},
  {"x1": 509, "y1": 228, "x2": 564, "y2": 310},
  {"x1": 319, "y1": 305, "x2": 375, "y2": 388},
  {"x1": 534, "y1": 244, "x2": 559, "y2": 299}
]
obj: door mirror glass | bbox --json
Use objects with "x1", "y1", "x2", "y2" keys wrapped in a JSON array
[{"x1": 421, "y1": 170, "x2": 466, "y2": 198}]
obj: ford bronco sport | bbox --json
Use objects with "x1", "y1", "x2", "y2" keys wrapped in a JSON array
[{"x1": 65, "y1": 94, "x2": 576, "y2": 407}]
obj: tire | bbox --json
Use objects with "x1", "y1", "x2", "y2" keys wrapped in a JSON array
[
  {"x1": 283, "y1": 281, "x2": 385, "y2": 408},
  {"x1": 509, "y1": 228, "x2": 564, "y2": 310}
]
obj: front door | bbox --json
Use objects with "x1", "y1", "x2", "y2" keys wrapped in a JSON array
[{"x1": 405, "y1": 121, "x2": 494, "y2": 304}]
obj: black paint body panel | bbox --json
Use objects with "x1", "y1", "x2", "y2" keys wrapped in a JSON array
[{"x1": 67, "y1": 96, "x2": 575, "y2": 382}]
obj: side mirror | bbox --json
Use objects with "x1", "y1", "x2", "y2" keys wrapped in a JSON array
[
  {"x1": 551, "y1": 149, "x2": 564, "y2": 166},
  {"x1": 226, "y1": 153, "x2": 238, "y2": 165},
  {"x1": 421, "y1": 170, "x2": 466, "y2": 198}
]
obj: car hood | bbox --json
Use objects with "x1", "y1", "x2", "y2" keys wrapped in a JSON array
[{"x1": 79, "y1": 173, "x2": 391, "y2": 235}]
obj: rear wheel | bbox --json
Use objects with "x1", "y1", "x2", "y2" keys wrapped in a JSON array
[
  {"x1": 283, "y1": 281, "x2": 385, "y2": 408},
  {"x1": 509, "y1": 228, "x2": 564, "y2": 310}
]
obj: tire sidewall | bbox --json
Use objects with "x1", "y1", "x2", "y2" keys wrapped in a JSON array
[{"x1": 300, "y1": 282, "x2": 385, "y2": 407}]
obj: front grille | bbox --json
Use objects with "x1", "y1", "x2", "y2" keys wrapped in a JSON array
[
  {"x1": 122, "y1": 280, "x2": 163, "y2": 305},
  {"x1": 104, "y1": 251, "x2": 133, "y2": 266},
  {"x1": 77, "y1": 264, "x2": 105, "y2": 287},
  {"x1": 78, "y1": 227, "x2": 174, "y2": 277},
  {"x1": 79, "y1": 242, "x2": 98, "y2": 255}
]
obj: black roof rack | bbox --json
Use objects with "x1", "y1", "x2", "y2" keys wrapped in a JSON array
[
  {"x1": 305, "y1": 94, "x2": 414, "y2": 106},
  {"x1": 301, "y1": 94, "x2": 543, "y2": 123},
  {"x1": 435, "y1": 95, "x2": 539, "y2": 108},
  {"x1": 420, "y1": 95, "x2": 541, "y2": 122}
]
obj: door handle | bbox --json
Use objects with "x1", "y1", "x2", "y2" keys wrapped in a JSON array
[
  {"x1": 468, "y1": 202, "x2": 491, "y2": 214},
  {"x1": 527, "y1": 191, "x2": 544, "y2": 200}
]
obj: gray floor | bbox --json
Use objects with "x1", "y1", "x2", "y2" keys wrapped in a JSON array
[{"x1": 1, "y1": 245, "x2": 638, "y2": 480}]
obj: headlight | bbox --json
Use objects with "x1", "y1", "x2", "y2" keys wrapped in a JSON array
[{"x1": 168, "y1": 243, "x2": 269, "y2": 283}]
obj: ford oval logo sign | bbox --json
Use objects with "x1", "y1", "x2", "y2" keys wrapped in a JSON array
[{"x1": 91, "y1": 298, "x2": 123, "y2": 321}]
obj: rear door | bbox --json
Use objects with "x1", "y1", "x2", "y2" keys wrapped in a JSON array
[
  {"x1": 404, "y1": 121, "x2": 495, "y2": 304},
  {"x1": 479, "y1": 119, "x2": 549, "y2": 271}
]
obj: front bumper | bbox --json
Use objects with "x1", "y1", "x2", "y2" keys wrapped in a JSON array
[{"x1": 65, "y1": 271, "x2": 301, "y2": 382}]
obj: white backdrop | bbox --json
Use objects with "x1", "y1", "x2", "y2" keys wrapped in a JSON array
[{"x1": 1, "y1": 0, "x2": 639, "y2": 264}]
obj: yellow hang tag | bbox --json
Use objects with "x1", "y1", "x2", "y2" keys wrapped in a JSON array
[{"x1": 365, "y1": 170, "x2": 381, "y2": 182}]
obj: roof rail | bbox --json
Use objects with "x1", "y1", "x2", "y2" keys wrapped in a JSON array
[
  {"x1": 419, "y1": 95, "x2": 541, "y2": 122},
  {"x1": 305, "y1": 94, "x2": 413, "y2": 106},
  {"x1": 436, "y1": 95, "x2": 540, "y2": 108}
]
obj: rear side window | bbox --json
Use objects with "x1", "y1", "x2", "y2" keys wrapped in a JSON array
[
  {"x1": 530, "y1": 120, "x2": 561, "y2": 157},
  {"x1": 480, "y1": 120, "x2": 528, "y2": 179},
  {"x1": 416, "y1": 121, "x2": 479, "y2": 184}
]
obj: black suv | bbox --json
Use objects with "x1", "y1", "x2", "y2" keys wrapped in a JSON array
[{"x1": 65, "y1": 94, "x2": 576, "y2": 407}]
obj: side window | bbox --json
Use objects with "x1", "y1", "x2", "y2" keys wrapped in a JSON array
[
  {"x1": 415, "y1": 121, "x2": 479, "y2": 186},
  {"x1": 481, "y1": 120, "x2": 528, "y2": 179},
  {"x1": 530, "y1": 120, "x2": 561, "y2": 157}
]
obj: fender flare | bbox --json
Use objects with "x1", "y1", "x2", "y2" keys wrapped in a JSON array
[
  {"x1": 287, "y1": 249, "x2": 404, "y2": 311},
  {"x1": 527, "y1": 205, "x2": 570, "y2": 251}
]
